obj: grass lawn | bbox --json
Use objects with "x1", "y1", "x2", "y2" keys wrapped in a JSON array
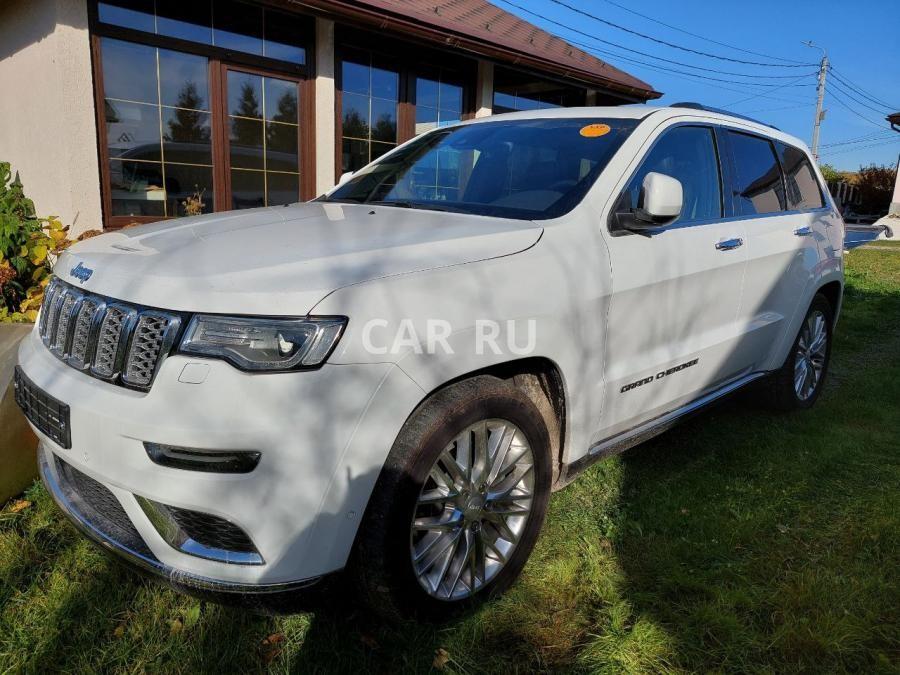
[{"x1": 1, "y1": 246, "x2": 898, "y2": 673}]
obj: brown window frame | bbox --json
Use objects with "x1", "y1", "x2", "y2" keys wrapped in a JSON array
[
  {"x1": 334, "y1": 29, "x2": 476, "y2": 182},
  {"x1": 88, "y1": 0, "x2": 315, "y2": 229}
]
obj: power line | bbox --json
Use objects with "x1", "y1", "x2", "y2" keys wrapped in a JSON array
[
  {"x1": 828, "y1": 67, "x2": 899, "y2": 111},
  {"x1": 724, "y1": 74, "x2": 815, "y2": 108},
  {"x1": 545, "y1": 0, "x2": 816, "y2": 68},
  {"x1": 819, "y1": 136, "x2": 900, "y2": 157},
  {"x1": 820, "y1": 132, "x2": 895, "y2": 148},
  {"x1": 742, "y1": 103, "x2": 814, "y2": 114},
  {"x1": 827, "y1": 87, "x2": 890, "y2": 129},
  {"x1": 592, "y1": 0, "x2": 808, "y2": 64},
  {"x1": 827, "y1": 72, "x2": 892, "y2": 116},
  {"x1": 496, "y1": 0, "x2": 817, "y2": 81}
]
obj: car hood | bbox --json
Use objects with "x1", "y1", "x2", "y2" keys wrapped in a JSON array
[{"x1": 56, "y1": 203, "x2": 543, "y2": 315}]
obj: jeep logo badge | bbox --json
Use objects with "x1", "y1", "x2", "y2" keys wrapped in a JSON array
[{"x1": 69, "y1": 262, "x2": 94, "y2": 284}]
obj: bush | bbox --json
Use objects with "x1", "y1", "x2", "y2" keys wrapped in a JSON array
[
  {"x1": 856, "y1": 164, "x2": 897, "y2": 215},
  {"x1": 0, "y1": 162, "x2": 71, "y2": 323}
]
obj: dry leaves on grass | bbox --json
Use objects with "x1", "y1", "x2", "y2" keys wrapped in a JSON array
[
  {"x1": 433, "y1": 648, "x2": 451, "y2": 670},
  {"x1": 7, "y1": 500, "x2": 32, "y2": 513},
  {"x1": 260, "y1": 633, "x2": 285, "y2": 664}
]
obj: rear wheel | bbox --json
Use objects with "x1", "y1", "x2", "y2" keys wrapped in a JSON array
[
  {"x1": 770, "y1": 293, "x2": 833, "y2": 410},
  {"x1": 351, "y1": 375, "x2": 552, "y2": 619}
]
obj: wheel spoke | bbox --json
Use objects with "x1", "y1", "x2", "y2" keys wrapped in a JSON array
[
  {"x1": 482, "y1": 510, "x2": 520, "y2": 544},
  {"x1": 415, "y1": 529, "x2": 461, "y2": 571},
  {"x1": 794, "y1": 360, "x2": 808, "y2": 395},
  {"x1": 471, "y1": 422, "x2": 489, "y2": 484},
  {"x1": 417, "y1": 488, "x2": 458, "y2": 506},
  {"x1": 432, "y1": 533, "x2": 462, "y2": 593},
  {"x1": 485, "y1": 425, "x2": 516, "y2": 486},
  {"x1": 413, "y1": 511, "x2": 463, "y2": 532},
  {"x1": 487, "y1": 463, "x2": 534, "y2": 501},
  {"x1": 438, "y1": 447, "x2": 467, "y2": 487}
]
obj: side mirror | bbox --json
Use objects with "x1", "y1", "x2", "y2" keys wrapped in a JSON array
[
  {"x1": 636, "y1": 172, "x2": 683, "y2": 226},
  {"x1": 337, "y1": 171, "x2": 354, "y2": 187}
]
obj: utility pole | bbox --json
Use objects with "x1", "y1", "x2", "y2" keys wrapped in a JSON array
[{"x1": 804, "y1": 41, "x2": 828, "y2": 160}]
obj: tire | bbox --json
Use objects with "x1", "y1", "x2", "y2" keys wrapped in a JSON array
[
  {"x1": 770, "y1": 293, "x2": 834, "y2": 411},
  {"x1": 350, "y1": 374, "x2": 552, "y2": 620}
]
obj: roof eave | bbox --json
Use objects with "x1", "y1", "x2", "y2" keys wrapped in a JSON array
[{"x1": 285, "y1": 0, "x2": 661, "y2": 101}]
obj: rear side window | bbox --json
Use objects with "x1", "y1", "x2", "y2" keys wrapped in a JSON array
[
  {"x1": 727, "y1": 131, "x2": 786, "y2": 216},
  {"x1": 619, "y1": 125, "x2": 722, "y2": 224},
  {"x1": 777, "y1": 143, "x2": 825, "y2": 210}
]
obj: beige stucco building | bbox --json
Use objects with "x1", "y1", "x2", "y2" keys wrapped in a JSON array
[{"x1": 0, "y1": 0, "x2": 658, "y2": 236}]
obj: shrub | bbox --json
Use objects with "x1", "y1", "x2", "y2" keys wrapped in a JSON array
[
  {"x1": 0, "y1": 162, "x2": 72, "y2": 323},
  {"x1": 856, "y1": 164, "x2": 896, "y2": 215}
]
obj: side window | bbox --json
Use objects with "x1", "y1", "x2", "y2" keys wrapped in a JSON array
[
  {"x1": 619, "y1": 126, "x2": 722, "y2": 225},
  {"x1": 776, "y1": 143, "x2": 825, "y2": 210},
  {"x1": 727, "y1": 131, "x2": 786, "y2": 216}
]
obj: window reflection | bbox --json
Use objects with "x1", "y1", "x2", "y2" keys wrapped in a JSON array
[
  {"x1": 728, "y1": 131, "x2": 786, "y2": 216},
  {"x1": 340, "y1": 52, "x2": 399, "y2": 172},
  {"x1": 98, "y1": 0, "x2": 306, "y2": 64},
  {"x1": 493, "y1": 67, "x2": 584, "y2": 113},
  {"x1": 415, "y1": 73, "x2": 463, "y2": 135},
  {"x1": 101, "y1": 37, "x2": 214, "y2": 219}
]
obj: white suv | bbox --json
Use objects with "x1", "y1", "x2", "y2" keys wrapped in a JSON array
[{"x1": 16, "y1": 105, "x2": 843, "y2": 617}]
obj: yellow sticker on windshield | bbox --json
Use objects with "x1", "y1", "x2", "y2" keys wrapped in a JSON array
[{"x1": 580, "y1": 123, "x2": 611, "y2": 138}]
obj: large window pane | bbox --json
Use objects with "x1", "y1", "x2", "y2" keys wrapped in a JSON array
[
  {"x1": 159, "y1": 49, "x2": 209, "y2": 110},
  {"x1": 228, "y1": 71, "x2": 263, "y2": 118},
  {"x1": 371, "y1": 67, "x2": 399, "y2": 100},
  {"x1": 98, "y1": 0, "x2": 155, "y2": 32},
  {"x1": 156, "y1": 0, "x2": 212, "y2": 44},
  {"x1": 342, "y1": 92, "x2": 370, "y2": 139},
  {"x1": 415, "y1": 105, "x2": 439, "y2": 135},
  {"x1": 101, "y1": 39, "x2": 157, "y2": 104},
  {"x1": 417, "y1": 78, "x2": 439, "y2": 109},
  {"x1": 214, "y1": 0, "x2": 263, "y2": 55},
  {"x1": 440, "y1": 81, "x2": 463, "y2": 112},
  {"x1": 264, "y1": 78, "x2": 298, "y2": 122},
  {"x1": 266, "y1": 172, "x2": 299, "y2": 206},
  {"x1": 163, "y1": 109, "x2": 212, "y2": 164},
  {"x1": 620, "y1": 126, "x2": 722, "y2": 224},
  {"x1": 266, "y1": 123, "x2": 298, "y2": 172},
  {"x1": 109, "y1": 160, "x2": 165, "y2": 217},
  {"x1": 342, "y1": 61, "x2": 370, "y2": 96},
  {"x1": 231, "y1": 170, "x2": 265, "y2": 209},
  {"x1": 164, "y1": 164, "x2": 214, "y2": 216},
  {"x1": 105, "y1": 100, "x2": 161, "y2": 161},
  {"x1": 728, "y1": 131, "x2": 786, "y2": 216},
  {"x1": 493, "y1": 67, "x2": 584, "y2": 113},
  {"x1": 230, "y1": 118, "x2": 264, "y2": 169},
  {"x1": 370, "y1": 98, "x2": 397, "y2": 143},
  {"x1": 263, "y1": 10, "x2": 307, "y2": 65},
  {"x1": 342, "y1": 138, "x2": 368, "y2": 173}
]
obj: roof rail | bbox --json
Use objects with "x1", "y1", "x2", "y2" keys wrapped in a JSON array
[{"x1": 668, "y1": 102, "x2": 779, "y2": 130}]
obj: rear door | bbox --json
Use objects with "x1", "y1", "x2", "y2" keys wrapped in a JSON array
[
  {"x1": 720, "y1": 131, "x2": 826, "y2": 372},
  {"x1": 598, "y1": 123, "x2": 749, "y2": 440}
]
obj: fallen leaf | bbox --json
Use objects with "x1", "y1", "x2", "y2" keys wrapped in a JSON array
[
  {"x1": 8, "y1": 500, "x2": 32, "y2": 513},
  {"x1": 433, "y1": 648, "x2": 450, "y2": 670},
  {"x1": 113, "y1": 625, "x2": 125, "y2": 639},
  {"x1": 168, "y1": 618, "x2": 183, "y2": 635},
  {"x1": 261, "y1": 633, "x2": 285, "y2": 646},
  {"x1": 776, "y1": 524, "x2": 789, "y2": 534},
  {"x1": 183, "y1": 605, "x2": 201, "y2": 630}
]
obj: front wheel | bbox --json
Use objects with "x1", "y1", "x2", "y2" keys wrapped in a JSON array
[
  {"x1": 351, "y1": 375, "x2": 552, "y2": 619},
  {"x1": 770, "y1": 293, "x2": 834, "y2": 410}
]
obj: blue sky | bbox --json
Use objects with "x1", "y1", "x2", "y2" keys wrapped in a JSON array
[{"x1": 499, "y1": 0, "x2": 900, "y2": 170}]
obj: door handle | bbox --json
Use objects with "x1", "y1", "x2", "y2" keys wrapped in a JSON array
[
  {"x1": 794, "y1": 226, "x2": 813, "y2": 236},
  {"x1": 715, "y1": 237, "x2": 744, "y2": 251}
]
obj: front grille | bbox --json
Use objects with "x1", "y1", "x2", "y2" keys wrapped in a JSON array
[
  {"x1": 167, "y1": 506, "x2": 258, "y2": 554},
  {"x1": 39, "y1": 277, "x2": 182, "y2": 391},
  {"x1": 53, "y1": 455, "x2": 155, "y2": 559}
]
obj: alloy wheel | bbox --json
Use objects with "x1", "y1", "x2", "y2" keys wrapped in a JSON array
[
  {"x1": 794, "y1": 309, "x2": 828, "y2": 401},
  {"x1": 410, "y1": 419, "x2": 535, "y2": 601}
]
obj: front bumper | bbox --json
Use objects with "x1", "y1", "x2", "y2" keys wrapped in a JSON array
[{"x1": 18, "y1": 326, "x2": 424, "y2": 589}]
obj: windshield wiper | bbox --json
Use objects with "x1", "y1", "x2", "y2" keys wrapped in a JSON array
[{"x1": 367, "y1": 200, "x2": 449, "y2": 212}]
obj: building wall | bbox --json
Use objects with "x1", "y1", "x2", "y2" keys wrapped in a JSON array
[{"x1": 0, "y1": 0, "x2": 101, "y2": 237}]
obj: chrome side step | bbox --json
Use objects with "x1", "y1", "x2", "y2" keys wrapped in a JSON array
[{"x1": 559, "y1": 372, "x2": 767, "y2": 486}]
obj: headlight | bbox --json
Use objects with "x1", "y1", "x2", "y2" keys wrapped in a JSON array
[{"x1": 179, "y1": 315, "x2": 346, "y2": 371}]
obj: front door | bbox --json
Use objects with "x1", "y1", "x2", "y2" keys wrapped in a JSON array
[
  {"x1": 598, "y1": 123, "x2": 749, "y2": 441},
  {"x1": 219, "y1": 65, "x2": 308, "y2": 210}
]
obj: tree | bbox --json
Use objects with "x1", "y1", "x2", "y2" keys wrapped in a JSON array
[
  {"x1": 165, "y1": 82, "x2": 210, "y2": 144},
  {"x1": 819, "y1": 163, "x2": 842, "y2": 183},
  {"x1": 230, "y1": 82, "x2": 263, "y2": 158}
]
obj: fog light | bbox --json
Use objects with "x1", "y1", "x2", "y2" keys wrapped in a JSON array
[{"x1": 144, "y1": 443, "x2": 261, "y2": 473}]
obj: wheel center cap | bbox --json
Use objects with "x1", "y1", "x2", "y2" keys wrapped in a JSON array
[{"x1": 463, "y1": 494, "x2": 486, "y2": 520}]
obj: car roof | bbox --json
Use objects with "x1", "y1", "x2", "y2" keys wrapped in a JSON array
[{"x1": 459, "y1": 105, "x2": 812, "y2": 154}]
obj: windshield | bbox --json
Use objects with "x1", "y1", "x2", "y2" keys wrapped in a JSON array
[{"x1": 323, "y1": 118, "x2": 639, "y2": 220}]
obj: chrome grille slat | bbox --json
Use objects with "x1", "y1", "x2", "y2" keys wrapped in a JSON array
[
  {"x1": 52, "y1": 291, "x2": 79, "y2": 354},
  {"x1": 68, "y1": 298, "x2": 100, "y2": 368},
  {"x1": 39, "y1": 278, "x2": 181, "y2": 391}
]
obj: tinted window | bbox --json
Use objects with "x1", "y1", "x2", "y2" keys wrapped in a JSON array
[
  {"x1": 777, "y1": 143, "x2": 824, "y2": 210},
  {"x1": 619, "y1": 126, "x2": 722, "y2": 224},
  {"x1": 728, "y1": 131, "x2": 786, "y2": 216},
  {"x1": 326, "y1": 118, "x2": 637, "y2": 220}
]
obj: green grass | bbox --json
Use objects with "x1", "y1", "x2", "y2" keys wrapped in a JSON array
[{"x1": 2, "y1": 249, "x2": 899, "y2": 673}]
